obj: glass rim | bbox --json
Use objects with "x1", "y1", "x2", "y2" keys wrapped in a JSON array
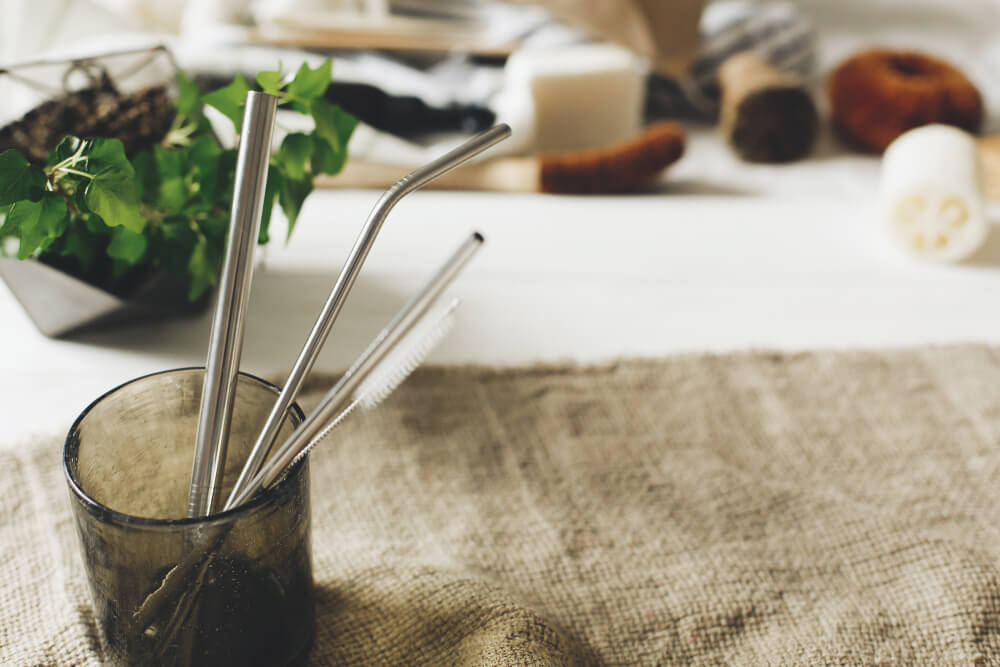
[{"x1": 63, "y1": 366, "x2": 306, "y2": 528}]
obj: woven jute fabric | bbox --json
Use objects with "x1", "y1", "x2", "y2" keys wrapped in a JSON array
[{"x1": 4, "y1": 346, "x2": 1000, "y2": 665}]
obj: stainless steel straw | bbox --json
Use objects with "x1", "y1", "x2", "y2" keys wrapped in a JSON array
[
  {"x1": 225, "y1": 124, "x2": 510, "y2": 506},
  {"x1": 225, "y1": 231, "x2": 484, "y2": 510},
  {"x1": 187, "y1": 91, "x2": 278, "y2": 517}
]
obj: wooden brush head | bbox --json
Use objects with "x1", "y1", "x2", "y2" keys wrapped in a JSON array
[
  {"x1": 718, "y1": 51, "x2": 819, "y2": 163},
  {"x1": 538, "y1": 122, "x2": 685, "y2": 195}
]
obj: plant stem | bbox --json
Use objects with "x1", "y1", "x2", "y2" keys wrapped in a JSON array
[
  {"x1": 163, "y1": 121, "x2": 197, "y2": 147},
  {"x1": 57, "y1": 168, "x2": 94, "y2": 179},
  {"x1": 48, "y1": 143, "x2": 88, "y2": 173}
]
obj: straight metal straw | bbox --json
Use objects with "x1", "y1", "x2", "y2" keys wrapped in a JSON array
[
  {"x1": 225, "y1": 231, "x2": 485, "y2": 510},
  {"x1": 225, "y1": 123, "x2": 510, "y2": 506},
  {"x1": 187, "y1": 91, "x2": 278, "y2": 517}
]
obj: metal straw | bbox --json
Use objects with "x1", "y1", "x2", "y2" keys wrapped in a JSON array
[
  {"x1": 225, "y1": 124, "x2": 510, "y2": 506},
  {"x1": 187, "y1": 91, "x2": 278, "y2": 517},
  {"x1": 225, "y1": 231, "x2": 484, "y2": 510}
]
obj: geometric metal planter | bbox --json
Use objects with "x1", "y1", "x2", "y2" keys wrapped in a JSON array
[{"x1": 0, "y1": 257, "x2": 208, "y2": 337}]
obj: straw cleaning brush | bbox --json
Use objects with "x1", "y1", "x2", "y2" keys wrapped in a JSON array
[{"x1": 289, "y1": 297, "x2": 458, "y2": 470}]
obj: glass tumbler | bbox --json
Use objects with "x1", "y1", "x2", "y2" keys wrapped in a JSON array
[{"x1": 64, "y1": 368, "x2": 314, "y2": 666}]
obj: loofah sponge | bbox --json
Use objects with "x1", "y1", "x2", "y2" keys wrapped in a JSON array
[{"x1": 880, "y1": 124, "x2": 988, "y2": 262}]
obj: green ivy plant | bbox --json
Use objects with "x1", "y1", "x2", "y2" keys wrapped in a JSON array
[{"x1": 0, "y1": 60, "x2": 356, "y2": 300}]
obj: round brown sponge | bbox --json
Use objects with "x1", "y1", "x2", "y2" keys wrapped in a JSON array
[{"x1": 828, "y1": 48, "x2": 983, "y2": 153}]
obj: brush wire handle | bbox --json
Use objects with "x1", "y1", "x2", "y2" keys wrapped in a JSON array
[
  {"x1": 288, "y1": 299, "x2": 458, "y2": 470},
  {"x1": 187, "y1": 91, "x2": 278, "y2": 518},
  {"x1": 225, "y1": 233, "x2": 483, "y2": 510},
  {"x1": 226, "y1": 125, "x2": 510, "y2": 505}
]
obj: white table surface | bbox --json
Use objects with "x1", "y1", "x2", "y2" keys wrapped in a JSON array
[
  {"x1": 2, "y1": 0, "x2": 999, "y2": 445},
  {"x1": 4, "y1": 180, "x2": 1000, "y2": 445}
]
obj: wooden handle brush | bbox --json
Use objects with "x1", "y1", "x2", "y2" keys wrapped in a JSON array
[
  {"x1": 316, "y1": 122, "x2": 685, "y2": 194},
  {"x1": 717, "y1": 51, "x2": 819, "y2": 163}
]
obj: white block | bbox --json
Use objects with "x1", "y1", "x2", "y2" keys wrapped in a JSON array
[{"x1": 499, "y1": 43, "x2": 646, "y2": 153}]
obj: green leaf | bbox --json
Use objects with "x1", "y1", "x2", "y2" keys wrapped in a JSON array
[
  {"x1": 193, "y1": 115, "x2": 217, "y2": 141},
  {"x1": 132, "y1": 150, "x2": 158, "y2": 202},
  {"x1": 159, "y1": 178, "x2": 186, "y2": 213},
  {"x1": 154, "y1": 145, "x2": 182, "y2": 179},
  {"x1": 5, "y1": 192, "x2": 68, "y2": 259},
  {"x1": 197, "y1": 213, "x2": 229, "y2": 239},
  {"x1": 47, "y1": 136, "x2": 83, "y2": 167},
  {"x1": 85, "y1": 138, "x2": 134, "y2": 179},
  {"x1": 311, "y1": 136, "x2": 343, "y2": 176},
  {"x1": 332, "y1": 106, "x2": 358, "y2": 149},
  {"x1": 256, "y1": 67, "x2": 285, "y2": 96},
  {"x1": 274, "y1": 133, "x2": 312, "y2": 181},
  {"x1": 151, "y1": 215, "x2": 198, "y2": 276},
  {"x1": 278, "y1": 171, "x2": 312, "y2": 238},
  {"x1": 106, "y1": 225, "x2": 148, "y2": 265},
  {"x1": 210, "y1": 149, "x2": 239, "y2": 214},
  {"x1": 186, "y1": 137, "x2": 222, "y2": 204},
  {"x1": 0, "y1": 150, "x2": 45, "y2": 206},
  {"x1": 310, "y1": 99, "x2": 341, "y2": 153},
  {"x1": 176, "y1": 70, "x2": 201, "y2": 118},
  {"x1": 83, "y1": 209, "x2": 109, "y2": 235},
  {"x1": 187, "y1": 234, "x2": 219, "y2": 300},
  {"x1": 153, "y1": 145, "x2": 186, "y2": 212},
  {"x1": 287, "y1": 60, "x2": 332, "y2": 102},
  {"x1": 56, "y1": 221, "x2": 103, "y2": 274},
  {"x1": 203, "y1": 75, "x2": 250, "y2": 133},
  {"x1": 85, "y1": 168, "x2": 144, "y2": 233},
  {"x1": 258, "y1": 165, "x2": 281, "y2": 244},
  {"x1": 310, "y1": 104, "x2": 356, "y2": 176}
]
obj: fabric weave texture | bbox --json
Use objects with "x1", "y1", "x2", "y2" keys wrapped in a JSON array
[{"x1": 3, "y1": 347, "x2": 1000, "y2": 665}]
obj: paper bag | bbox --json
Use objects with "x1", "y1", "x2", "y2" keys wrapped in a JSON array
[{"x1": 512, "y1": 0, "x2": 706, "y2": 76}]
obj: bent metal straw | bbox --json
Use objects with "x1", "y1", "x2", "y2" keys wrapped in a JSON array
[
  {"x1": 226, "y1": 232, "x2": 483, "y2": 510},
  {"x1": 226, "y1": 124, "x2": 510, "y2": 506},
  {"x1": 134, "y1": 232, "x2": 484, "y2": 639}
]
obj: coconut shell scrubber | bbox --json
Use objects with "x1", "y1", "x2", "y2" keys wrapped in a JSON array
[{"x1": 829, "y1": 49, "x2": 983, "y2": 153}]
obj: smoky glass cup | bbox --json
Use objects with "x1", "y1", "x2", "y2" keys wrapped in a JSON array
[{"x1": 64, "y1": 368, "x2": 314, "y2": 666}]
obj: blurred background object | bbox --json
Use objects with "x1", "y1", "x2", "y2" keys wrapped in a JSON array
[
  {"x1": 879, "y1": 124, "x2": 989, "y2": 263},
  {"x1": 0, "y1": 45, "x2": 179, "y2": 163},
  {"x1": 2, "y1": 0, "x2": 1000, "y2": 199},
  {"x1": 716, "y1": 50, "x2": 818, "y2": 163},
  {"x1": 828, "y1": 48, "x2": 983, "y2": 153}
]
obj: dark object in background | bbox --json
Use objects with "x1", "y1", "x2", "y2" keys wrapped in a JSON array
[
  {"x1": 194, "y1": 74, "x2": 494, "y2": 140},
  {"x1": 0, "y1": 73, "x2": 175, "y2": 164},
  {"x1": 539, "y1": 122, "x2": 686, "y2": 194},
  {"x1": 718, "y1": 51, "x2": 818, "y2": 163},
  {"x1": 646, "y1": 2, "x2": 816, "y2": 123},
  {"x1": 322, "y1": 121, "x2": 685, "y2": 194},
  {"x1": 644, "y1": 74, "x2": 703, "y2": 121},
  {"x1": 326, "y1": 81, "x2": 495, "y2": 139},
  {"x1": 828, "y1": 48, "x2": 983, "y2": 154}
]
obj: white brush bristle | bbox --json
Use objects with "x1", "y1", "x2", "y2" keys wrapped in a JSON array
[
  {"x1": 289, "y1": 299, "x2": 459, "y2": 466},
  {"x1": 297, "y1": 398, "x2": 360, "y2": 461},
  {"x1": 356, "y1": 299, "x2": 457, "y2": 409}
]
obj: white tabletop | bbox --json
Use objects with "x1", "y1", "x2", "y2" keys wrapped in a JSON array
[
  {"x1": 4, "y1": 182, "x2": 1000, "y2": 444},
  {"x1": 3, "y1": 0, "x2": 1000, "y2": 445}
]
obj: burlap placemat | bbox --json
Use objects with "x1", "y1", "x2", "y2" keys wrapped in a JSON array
[{"x1": 3, "y1": 346, "x2": 1000, "y2": 665}]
